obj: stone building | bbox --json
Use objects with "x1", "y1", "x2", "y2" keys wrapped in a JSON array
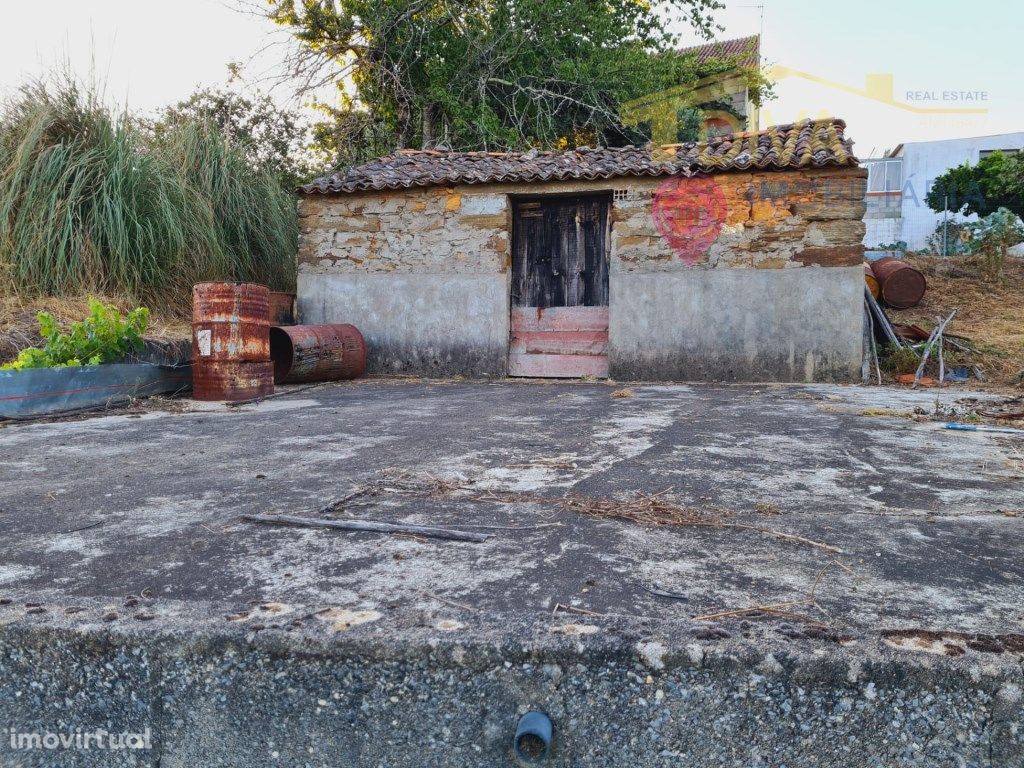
[{"x1": 296, "y1": 118, "x2": 867, "y2": 381}]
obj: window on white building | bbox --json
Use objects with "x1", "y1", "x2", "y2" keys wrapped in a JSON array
[
  {"x1": 979, "y1": 149, "x2": 1021, "y2": 159},
  {"x1": 864, "y1": 158, "x2": 903, "y2": 193},
  {"x1": 862, "y1": 158, "x2": 902, "y2": 220}
]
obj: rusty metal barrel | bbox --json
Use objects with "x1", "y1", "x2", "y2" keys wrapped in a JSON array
[
  {"x1": 864, "y1": 262, "x2": 880, "y2": 299},
  {"x1": 192, "y1": 283, "x2": 271, "y2": 361},
  {"x1": 269, "y1": 324, "x2": 367, "y2": 384},
  {"x1": 871, "y1": 257, "x2": 926, "y2": 309},
  {"x1": 192, "y1": 283, "x2": 274, "y2": 401},
  {"x1": 268, "y1": 291, "x2": 296, "y2": 326},
  {"x1": 192, "y1": 361, "x2": 275, "y2": 401}
]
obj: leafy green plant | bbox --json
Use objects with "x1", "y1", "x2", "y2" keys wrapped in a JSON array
[
  {"x1": 875, "y1": 240, "x2": 908, "y2": 252},
  {"x1": 925, "y1": 207, "x2": 1024, "y2": 275},
  {"x1": 1, "y1": 298, "x2": 149, "y2": 370},
  {"x1": 927, "y1": 150, "x2": 1024, "y2": 219},
  {"x1": 926, "y1": 219, "x2": 971, "y2": 256},
  {"x1": 971, "y1": 207, "x2": 1024, "y2": 279}
]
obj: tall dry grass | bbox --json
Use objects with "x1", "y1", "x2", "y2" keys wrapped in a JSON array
[{"x1": 0, "y1": 75, "x2": 297, "y2": 314}]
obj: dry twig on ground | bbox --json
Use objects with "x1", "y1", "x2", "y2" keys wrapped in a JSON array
[{"x1": 376, "y1": 471, "x2": 841, "y2": 554}]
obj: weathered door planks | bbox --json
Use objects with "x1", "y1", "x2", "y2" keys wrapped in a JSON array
[{"x1": 509, "y1": 195, "x2": 610, "y2": 378}]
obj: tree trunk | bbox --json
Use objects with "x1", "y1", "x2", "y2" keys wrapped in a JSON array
[
  {"x1": 395, "y1": 100, "x2": 412, "y2": 150},
  {"x1": 421, "y1": 103, "x2": 437, "y2": 149}
]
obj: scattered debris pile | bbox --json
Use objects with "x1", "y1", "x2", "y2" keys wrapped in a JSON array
[
  {"x1": 863, "y1": 287, "x2": 966, "y2": 386},
  {"x1": 905, "y1": 254, "x2": 1024, "y2": 385},
  {"x1": 863, "y1": 253, "x2": 1024, "y2": 388},
  {"x1": 251, "y1": 470, "x2": 842, "y2": 555}
]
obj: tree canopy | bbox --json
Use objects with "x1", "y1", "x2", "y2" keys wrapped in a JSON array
[
  {"x1": 927, "y1": 150, "x2": 1024, "y2": 219},
  {"x1": 265, "y1": 0, "x2": 766, "y2": 165},
  {"x1": 156, "y1": 87, "x2": 319, "y2": 187}
]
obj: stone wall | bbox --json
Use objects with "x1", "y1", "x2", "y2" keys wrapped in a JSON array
[{"x1": 296, "y1": 166, "x2": 867, "y2": 380}]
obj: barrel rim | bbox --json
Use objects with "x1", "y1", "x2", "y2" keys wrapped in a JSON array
[
  {"x1": 193, "y1": 282, "x2": 271, "y2": 292},
  {"x1": 268, "y1": 326, "x2": 295, "y2": 382}
]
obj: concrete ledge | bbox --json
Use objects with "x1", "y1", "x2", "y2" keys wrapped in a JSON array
[
  {"x1": 297, "y1": 272, "x2": 509, "y2": 376},
  {"x1": 1, "y1": 621, "x2": 1021, "y2": 767},
  {"x1": 609, "y1": 266, "x2": 863, "y2": 382}
]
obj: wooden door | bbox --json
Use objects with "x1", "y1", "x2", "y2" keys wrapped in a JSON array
[{"x1": 509, "y1": 196, "x2": 610, "y2": 378}]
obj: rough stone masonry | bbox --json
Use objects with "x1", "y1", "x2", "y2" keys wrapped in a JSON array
[{"x1": 297, "y1": 129, "x2": 867, "y2": 381}]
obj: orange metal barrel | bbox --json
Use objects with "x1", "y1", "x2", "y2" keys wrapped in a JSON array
[
  {"x1": 192, "y1": 360, "x2": 275, "y2": 402},
  {"x1": 269, "y1": 324, "x2": 367, "y2": 384},
  {"x1": 192, "y1": 283, "x2": 274, "y2": 400},
  {"x1": 192, "y1": 283, "x2": 271, "y2": 362},
  {"x1": 871, "y1": 257, "x2": 926, "y2": 309},
  {"x1": 863, "y1": 262, "x2": 880, "y2": 299},
  {"x1": 268, "y1": 291, "x2": 296, "y2": 326}
]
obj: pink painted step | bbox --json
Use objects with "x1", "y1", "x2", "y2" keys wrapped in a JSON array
[
  {"x1": 510, "y1": 306, "x2": 609, "y2": 332},
  {"x1": 508, "y1": 353, "x2": 610, "y2": 378}
]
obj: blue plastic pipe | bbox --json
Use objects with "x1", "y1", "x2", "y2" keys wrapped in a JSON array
[
  {"x1": 943, "y1": 422, "x2": 1024, "y2": 435},
  {"x1": 513, "y1": 711, "x2": 553, "y2": 764}
]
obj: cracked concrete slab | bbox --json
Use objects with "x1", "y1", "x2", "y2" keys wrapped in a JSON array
[{"x1": 0, "y1": 380, "x2": 1022, "y2": 767}]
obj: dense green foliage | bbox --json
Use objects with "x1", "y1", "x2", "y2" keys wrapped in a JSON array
[
  {"x1": 927, "y1": 150, "x2": 1024, "y2": 219},
  {"x1": 266, "y1": 0, "x2": 767, "y2": 164},
  {"x1": 1, "y1": 298, "x2": 148, "y2": 370},
  {"x1": 0, "y1": 76, "x2": 298, "y2": 310}
]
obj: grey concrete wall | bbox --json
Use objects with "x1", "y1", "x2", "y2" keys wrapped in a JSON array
[
  {"x1": 298, "y1": 272, "x2": 509, "y2": 377},
  {"x1": 1, "y1": 626, "x2": 1020, "y2": 768},
  {"x1": 609, "y1": 265, "x2": 863, "y2": 381}
]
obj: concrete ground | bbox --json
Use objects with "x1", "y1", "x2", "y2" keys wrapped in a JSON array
[{"x1": 0, "y1": 380, "x2": 1023, "y2": 767}]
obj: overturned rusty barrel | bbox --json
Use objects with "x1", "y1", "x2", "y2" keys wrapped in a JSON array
[
  {"x1": 269, "y1": 324, "x2": 367, "y2": 384},
  {"x1": 192, "y1": 283, "x2": 274, "y2": 401},
  {"x1": 864, "y1": 262, "x2": 880, "y2": 299},
  {"x1": 268, "y1": 291, "x2": 296, "y2": 326},
  {"x1": 871, "y1": 257, "x2": 926, "y2": 309}
]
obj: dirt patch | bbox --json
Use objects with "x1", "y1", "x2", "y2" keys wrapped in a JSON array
[
  {"x1": 897, "y1": 255, "x2": 1024, "y2": 387},
  {"x1": 881, "y1": 628, "x2": 1024, "y2": 657}
]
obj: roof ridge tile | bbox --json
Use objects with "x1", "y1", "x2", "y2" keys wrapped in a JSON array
[{"x1": 298, "y1": 118, "x2": 857, "y2": 195}]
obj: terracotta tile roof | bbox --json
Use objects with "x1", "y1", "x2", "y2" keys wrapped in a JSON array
[
  {"x1": 679, "y1": 34, "x2": 760, "y2": 69},
  {"x1": 299, "y1": 118, "x2": 858, "y2": 195}
]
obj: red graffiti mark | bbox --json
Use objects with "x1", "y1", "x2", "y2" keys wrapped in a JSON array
[{"x1": 651, "y1": 176, "x2": 727, "y2": 265}]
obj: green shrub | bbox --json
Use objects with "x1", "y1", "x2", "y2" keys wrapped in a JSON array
[
  {"x1": 1, "y1": 298, "x2": 148, "y2": 370},
  {"x1": 880, "y1": 345, "x2": 920, "y2": 375},
  {"x1": 925, "y1": 207, "x2": 1024, "y2": 276}
]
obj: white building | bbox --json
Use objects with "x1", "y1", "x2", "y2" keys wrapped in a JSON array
[{"x1": 863, "y1": 132, "x2": 1024, "y2": 251}]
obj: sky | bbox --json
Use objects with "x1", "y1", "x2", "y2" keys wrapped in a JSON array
[{"x1": 0, "y1": 0, "x2": 1021, "y2": 158}]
